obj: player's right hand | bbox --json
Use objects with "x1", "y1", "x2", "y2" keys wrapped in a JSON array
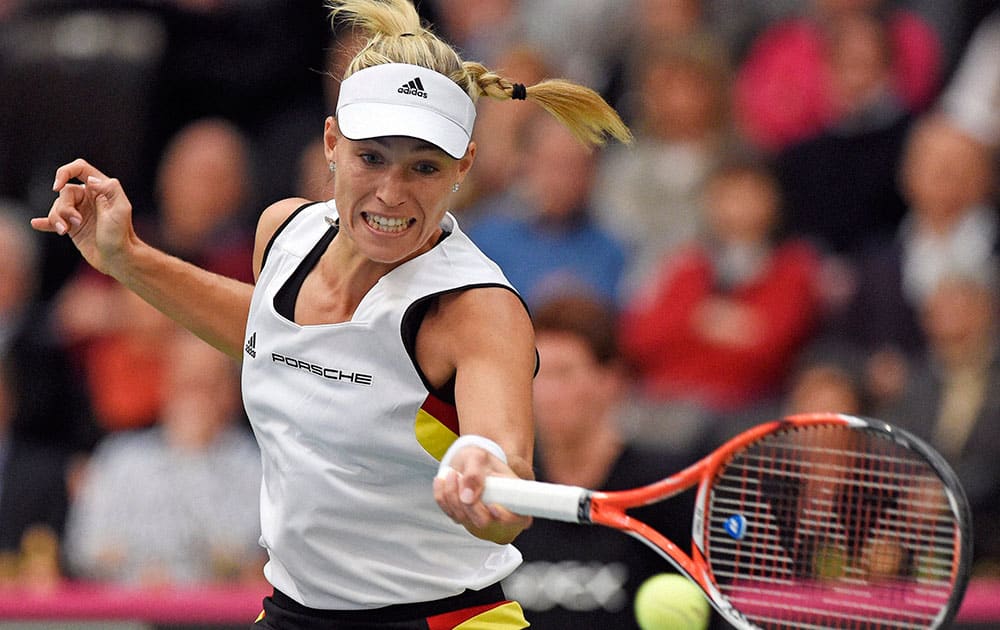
[{"x1": 31, "y1": 159, "x2": 138, "y2": 279}]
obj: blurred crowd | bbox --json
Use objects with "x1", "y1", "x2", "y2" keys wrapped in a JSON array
[{"x1": 0, "y1": 0, "x2": 997, "y2": 623}]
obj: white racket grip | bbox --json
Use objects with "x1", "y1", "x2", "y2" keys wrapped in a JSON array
[{"x1": 482, "y1": 476, "x2": 589, "y2": 523}]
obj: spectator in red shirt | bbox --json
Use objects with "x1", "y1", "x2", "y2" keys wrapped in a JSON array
[{"x1": 620, "y1": 158, "x2": 822, "y2": 415}]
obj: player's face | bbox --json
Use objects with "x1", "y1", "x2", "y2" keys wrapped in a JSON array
[{"x1": 326, "y1": 119, "x2": 475, "y2": 266}]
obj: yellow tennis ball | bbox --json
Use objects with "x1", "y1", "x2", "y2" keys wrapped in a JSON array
[{"x1": 634, "y1": 573, "x2": 710, "y2": 630}]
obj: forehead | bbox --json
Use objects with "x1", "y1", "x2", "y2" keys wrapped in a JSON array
[{"x1": 353, "y1": 135, "x2": 452, "y2": 157}]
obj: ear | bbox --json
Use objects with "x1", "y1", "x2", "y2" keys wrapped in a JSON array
[
  {"x1": 456, "y1": 140, "x2": 477, "y2": 182},
  {"x1": 324, "y1": 116, "x2": 339, "y2": 163}
]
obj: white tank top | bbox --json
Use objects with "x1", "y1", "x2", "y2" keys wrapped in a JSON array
[{"x1": 241, "y1": 201, "x2": 523, "y2": 609}]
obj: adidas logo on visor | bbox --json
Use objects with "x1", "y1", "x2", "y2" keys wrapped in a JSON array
[{"x1": 398, "y1": 77, "x2": 428, "y2": 99}]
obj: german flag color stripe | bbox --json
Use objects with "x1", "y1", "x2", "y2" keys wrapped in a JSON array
[
  {"x1": 427, "y1": 600, "x2": 529, "y2": 629},
  {"x1": 415, "y1": 393, "x2": 460, "y2": 461}
]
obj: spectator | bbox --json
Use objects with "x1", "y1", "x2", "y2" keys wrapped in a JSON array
[
  {"x1": 468, "y1": 114, "x2": 629, "y2": 308},
  {"x1": 826, "y1": 112, "x2": 998, "y2": 362},
  {"x1": 938, "y1": 9, "x2": 1000, "y2": 148},
  {"x1": 146, "y1": 0, "x2": 330, "y2": 209},
  {"x1": 595, "y1": 36, "x2": 737, "y2": 297},
  {"x1": 879, "y1": 273, "x2": 1000, "y2": 575},
  {"x1": 612, "y1": 0, "x2": 733, "y2": 105},
  {"x1": 620, "y1": 159, "x2": 822, "y2": 417},
  {"x1": 56, "y1": 284, "x2": 176, "y2": 433},
  {"x1": 452, "y1": 43, "x2": 550, "y2": 231},
  {"x1": 782, "y1": 343, "x2": 867, "y2": 417},
  {"x1": 64, "y1": 328, "x2": 263, "y2": 586},
  {"x1": 704, "y1": 0, "x2": 800, "y2": 61},
  {"x1": 630, "y1": 0, "x2": 717, "y2": 43},
  {"x1": 734, "y1": 0, "x2": 943, "y2": 153},
  {"x1": 0, "y1": 353, "x2": 68, "y2": 589},
  {"x1": 427, "y1": 0, "x2": 522, "y2": 65},
  {"x1": 52, "y1": 117, "x2": 256, "y2": 432},
  {"x1": 0, "y1": 201, "x2": 97, "y2": 453},
  {"x1": 151, "y1": 117, "x2": 255, "y2": 283},
  {"x1": 775, "y1": 9, "x2": 912, "y2": 257},
  {"x1": 503, "y1": 295, "x2": 697, "y2": 629},
  {"x1": 517, "y1": 0, "x2": 633, "y2": 100},
  {"x1": 709, "y1": 337, "x2": 870, "y2": 449}
]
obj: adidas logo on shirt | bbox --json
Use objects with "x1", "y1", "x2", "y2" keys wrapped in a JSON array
[
  {"x1": 398, "y1": 77, "x2": 428, "y2": 99},
  {"x1": 245, "y1": 332, "x2": 257, "y2": 358}
]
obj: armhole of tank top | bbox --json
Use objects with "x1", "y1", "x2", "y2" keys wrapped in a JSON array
[
  {"x1": 273, "y1": 222, "x2": 338, "y2": 321},
  {"x1": 259, "y1": 201, "x2": 320, "y2": 272},
  {"x1": 400, "y1": 283, "x2": 538, "y2": 406}
]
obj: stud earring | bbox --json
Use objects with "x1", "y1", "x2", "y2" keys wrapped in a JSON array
[
  {"x1": 329, "y1": 162, "x2": 336, "y2": 173},
  {"x1": 452, "y1": 182, "x2": 461, "y2": 193}
]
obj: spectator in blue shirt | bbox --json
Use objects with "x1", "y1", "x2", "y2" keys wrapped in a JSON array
[{"x1": 467, "y1": 113, "x2": 628, "y2": 308}]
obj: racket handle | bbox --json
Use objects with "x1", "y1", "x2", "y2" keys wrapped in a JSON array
[{"x1": 482, "y1": 476, "x2": 589, "y2": 523}]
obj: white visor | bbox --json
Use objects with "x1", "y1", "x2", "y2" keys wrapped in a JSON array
[{"x1": 335, "y1": 63, "x2": 477, "y2": 159}]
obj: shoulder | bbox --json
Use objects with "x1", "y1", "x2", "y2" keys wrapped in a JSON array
[
  {"x1": 253, "y1": 197, "x2": 317, "y2": 278},
  {"x1": 255, "y1": 197, "x2": 316, "y2": 246},
  {"x1": 413, "y1": 285, "x2": 535, "y2": 401},
  {"x1": 258, "y1": 197, "x2": 311, "y2": 230},
  {"x1": 434, "y1": 285, "x2": 531, "y2": 329},
  {"x1": 423, "y1": 286, "x2": 534, "y2": 360}
]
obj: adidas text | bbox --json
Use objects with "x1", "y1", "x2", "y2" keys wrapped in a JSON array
[{"x1": 399, "y1": 77, "x2": 428, "y2": 99}]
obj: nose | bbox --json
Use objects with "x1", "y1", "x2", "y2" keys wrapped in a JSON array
[{"x1": 374, "y1": 169, "x2": 408, "y2": 208}]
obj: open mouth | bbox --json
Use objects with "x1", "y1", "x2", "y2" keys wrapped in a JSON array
[{"x1": 362, "y1": 212, "x2": 416, "y2": 234}]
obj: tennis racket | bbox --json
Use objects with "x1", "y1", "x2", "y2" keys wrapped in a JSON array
[{"x1": 484, "y1": 413, "x2": 972, "y2": 629}]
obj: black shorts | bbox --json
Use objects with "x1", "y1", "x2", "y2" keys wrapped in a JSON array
[{"x1": 252, "y1": 583, "x2": 529, "y2": 629}]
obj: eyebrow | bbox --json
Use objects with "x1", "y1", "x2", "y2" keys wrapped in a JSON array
[{"x1": 369, "y1": 137, "x2": 443, "y2": 154}]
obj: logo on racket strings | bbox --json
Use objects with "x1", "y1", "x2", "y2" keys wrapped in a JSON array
[{"x1": 724, "y1": 514, "x2": 747, "y2": 540}]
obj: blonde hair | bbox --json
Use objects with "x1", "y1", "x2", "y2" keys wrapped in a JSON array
[{"x1": 326, "y1": 0, "x2": 632, "y2": 147}]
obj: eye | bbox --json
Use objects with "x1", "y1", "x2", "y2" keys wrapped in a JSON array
[
  {"x1": 414, "y1": 162, "x2": 440, "y2": 175},
  {"x1": 359, "y1": 152, "x2": 383, "y2": 165}
]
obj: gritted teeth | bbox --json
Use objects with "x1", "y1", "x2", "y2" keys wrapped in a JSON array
[{"x1": 362, "y1": 212, "x2": 415, "y2": 233}]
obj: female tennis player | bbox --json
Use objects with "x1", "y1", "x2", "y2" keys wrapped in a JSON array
[{"x1": 32, "y1": 1, "x2": 630, "y2": 627}]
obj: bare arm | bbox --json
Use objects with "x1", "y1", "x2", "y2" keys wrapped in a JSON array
[
  {"x1": 429, "y1": 287, "x2": 536, "y2": 544},
  {"x1": 31, "y1": 159, "x2": 300, "y2": 359},
  {"x1": 109, "y1": 243, "x2": 253, "y2": 359}
]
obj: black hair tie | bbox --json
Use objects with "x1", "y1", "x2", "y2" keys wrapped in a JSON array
[
  {"x1": 511, "y1": 83, "x2": 527, "y2": 100},
  {"x1": 400, "y1": 32, "x2": 415, "y2": 37}
]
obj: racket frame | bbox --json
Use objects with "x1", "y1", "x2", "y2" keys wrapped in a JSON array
[{"x1": 483, "y1": 412, "x2": 973, "y2": 630}]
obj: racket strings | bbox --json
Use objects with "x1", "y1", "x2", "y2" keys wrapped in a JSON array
[{"x1": 704, "y1": 424, "x2": 959, "y2": 629}]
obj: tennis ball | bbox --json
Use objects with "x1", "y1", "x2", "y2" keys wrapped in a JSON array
[
  {"x1": 814, "y1": 544, "x2": 848, "y2": 580},
  {"x1": 634, "y1": 573, "x2": 710, "y2": 630}
]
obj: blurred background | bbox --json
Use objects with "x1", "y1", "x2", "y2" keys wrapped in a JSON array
[{"x1": 0, "y1": 0, "x2": 998, "y2": 628}]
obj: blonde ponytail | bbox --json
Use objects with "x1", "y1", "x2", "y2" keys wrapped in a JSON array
[
  {"x1": 463, "y1": 62, "x2": 632, "y2": 147},
  {"x1": 326, "y1": 0, "x2": 632, "y2": 148}
]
